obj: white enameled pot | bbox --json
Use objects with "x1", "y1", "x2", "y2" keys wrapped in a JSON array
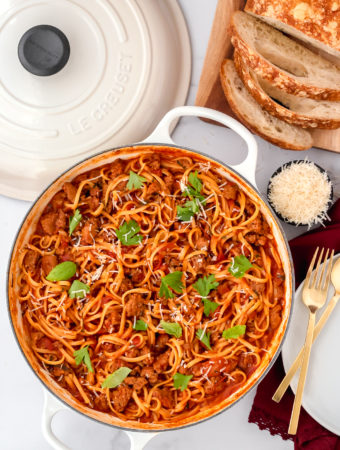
[{"x1": 8, "y1": 106, "x2": 293, "y2": 450}]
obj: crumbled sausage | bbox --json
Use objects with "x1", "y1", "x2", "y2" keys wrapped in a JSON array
[
  {"x1": 109, "y1": 160, "x2": 124, "y2": 178},
  {"x1": 273, "y1": 283, "x2": 284, "y2": 301},
  {"x1": 196, "y1": 237, "x2": 209, "y2": 251},
  {"x1": 238, "y1": 353, "x2": 258, "y2": 373},
  {"x1": 190, "y1": 255, "x2": 205, "y2": 272},
  {"x1": 94, "y1": 393, "x2": 108, "y2": 411},
  {"x1": 41, "y1": 254, "x2": 58, "y2": 276},
  {"x1": 270, "y1": 305, "x2": 282, "y2": 329},
  {"x1": 164, "y1": 173, "x2": 175, "y2": 192},
  {"x1": 204, "y1": 377, "x2": 225, "y2": 395},
  {"x1": 125, "y1": 377, "x2": 147, "y2": 391},
  {"x1": 139, "y1": 346, "x2": 154, "y2": 365},
  {"x1": 119, "y1": 278, "x2": 133, "y2": 294},
  {"x1": 51, "y1": 192, "x2": 66, "y2": 210},
  {"x1": 148, "y1": 155, "x2": 161, "y2": 171},
  {"x1": 40, "y1": 212, "x2": 57, "y2": 235},
  {"x1": 145, "y1": 181, "x2": 160, "y2": 200},
  {"x1": 89, "y1": 186, "x2": 101, "y2": 211},
  {"x1": 249, "y1": 281, "x2": 266, "y2": 295},
  {"x1": 125, "y1": 294, "x2": 144, "y2": 317},
  {"x1": 153, "y1": 349, "x2": 171, "y2": 373},
  {"x1": 24, "y1": 250, "x2": 39, "y2": 271},
  {"x1": 111, "y1": 385, "x2": 132, "y2": 412},
  {"x1": 155, "y1": 334, "x2": 169, "y2": 352},
  {"x1": 81, "y1": 218, "x2": 98, "y2": 245},
  {"x1": 63, "y1": 182, "x2": 77, "y2": 203},
  {"x1": 141, "y1": 367, "x2": 158, "y2": 384},
  {"x1": 131, "y1": 268, "x2": 144, "y2": 283},
  {"x1": 152, "y1": 388, "x2": 175, "y2": 408},
  {"x1": 55, "y1": 210, "x2": 67, "y2": 231},
  {"x1": 125, "y1": 348, "x2": 139, "y2": 359},
  {"x1": 222, "y1": 184, "x2": 237, "y2": 200}
]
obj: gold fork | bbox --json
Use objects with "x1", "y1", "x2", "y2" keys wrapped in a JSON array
[
  {"x1": 273, "y1": 251, "x2": 335, "y2": 404},
  {"x1": 288, "y1": 247, "x2": 333, "y2": 435}
]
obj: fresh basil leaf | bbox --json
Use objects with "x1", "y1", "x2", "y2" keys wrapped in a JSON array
[
  {"x1": 101, "y1": 367, "x2": 131, "y2": 389},
  {"x1": 69, "y1": 209, "x2": 82, "y2": 235},
  {"x1": 116, "y1": 220, "x2": 143, "y2": 246},
  {"x1": 196, "y1": 328, "x2": 212, "y2": 350},
  {"x1": 69, "y1": 280, "x2": 90, "y2": 299},
  {"x1": 159, "y1": 271, "x2": 184, "y2": 299},
  {"x1": 183, "y1": 187, "x2": 205, "y2": 203},
  {"x1": 188, "y1": 171, "x2": 202, "y2": 193},
  {"x1": 184, "y1": 198, "x2": 201, "y2": 214},
  {"x1": 133, "y1": 319, "x2": 148, "y2": 331},
  {"x1": 177, "y1": 205, "x2": 195, "y2": 222},
  {"x1": 202, "y1": 298, "x2": 219, "y2": 317},
  {"x1": 74, "y1": 346, "x2": 93, "y2": 372},
  {"x1": 222, "y1": 325, "x2": 246, "y2": 340},
  {"x1": 173, "y1": 373, "x2": 193, "y2": 391},
  {"x1": 160, "y1": 320, "x2": 182, "y2": 338},
  {"x1": 127, "y1": 171, "x2": 147, "y2": 190},
  {"x1": 193, "y1": 274, "x2": 219, "y2": 317},
  {"x1": 228, "y1": 255, "x2": 253, "y2": 278},
  {"x1": 46, "y1": 261, "x2": 77, "y2": 281},
  {"x1": 193, "y1": 274, "x2": 219, "y2": 298}
]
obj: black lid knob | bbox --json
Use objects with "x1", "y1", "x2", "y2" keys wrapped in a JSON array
[{"x1": 18, "y1": 25, "x2": 70, "y2": 76}]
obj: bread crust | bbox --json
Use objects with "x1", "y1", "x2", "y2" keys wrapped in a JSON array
[
  {"x1": 234, "y1": 51, "x2": 340, "y2": 129},
  {"x1": 231, "y1": 14, "x2": 340, "y2": 101},
  {"x1": 245, "y1": 0, "x2": 340, "y2": 53},
  {"x1": 220, "y1": 60, "x2": 312, "y2": 151}
]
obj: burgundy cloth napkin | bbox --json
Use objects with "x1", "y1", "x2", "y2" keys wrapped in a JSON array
[{"x1": 249, "y1": 199, "x2": 340, "y2": 449}]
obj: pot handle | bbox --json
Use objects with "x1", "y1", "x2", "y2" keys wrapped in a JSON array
[
  {"x1": 142, "y1": 106, "x2": 258, "y2": 188},
  {"x1": 42, "y1": 390, "x2": 70, "y2": 450},
  {"x1": 42, "y1": 390, "x2": 158, "y2": 450}
]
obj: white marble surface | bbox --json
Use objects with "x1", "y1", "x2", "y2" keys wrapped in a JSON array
[{"x1": 1, "y1": 1, "x2": 339, "y2": 449}]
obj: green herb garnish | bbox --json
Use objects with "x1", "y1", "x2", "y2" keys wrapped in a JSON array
[
  {"x1": 133, "y1": 319, "x2": 148, "y2": 331},
  {"x1": 69, "y1": 280, "x2": 90, "y2": 299},
  {"x1": 202, "y1": 298, "x2": 219, "y2": 317},
  {"x1": 196, "y1": 328, "x2": 212, "y2": 350},
  {"x1": 74, "y1": 346, "x2": 93, "y2": 372},
  {"x1": 116, "y1": 220, "x2": 143, "y2": 246},
  {"x1": 193, "y1": 274, "x2": 219, "y2": 317},
  {"x1": 69, "y1": 209, "x2": 82, "y2": 235},
  {"x1": 159, "y1": 271, "x2": 184, "y2": 299},
  {"x1": 101, "y1": 367, "x2": 131, "y2": 389},
  {"x1": 178, "y1": 172, "x2": 206, "y2": 221},
  {"x1": 183, "y1": 171, "x2": 205, "y2": 203},
  {"x1": 222, "y1": 325, "x2": 246, "y2": 340},
  {"x1": 46, "y1": 261, "x2": 77, "y2": 281},
  {"x1": 127, "y1": 171, "x2": 147, "y2": 190},
  {"x1": 228, "y1": 255, "x2": 253, "y2": 278},
  {"x1": 160, "y1": 321, "x2": 182, "y2": 338},
  {"x1": 173, "y1": 373, "x2": 193, "y2": 391}
]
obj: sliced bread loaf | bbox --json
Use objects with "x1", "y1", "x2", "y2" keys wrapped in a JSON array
[
  {"x1": 244, "y1": 0, "x2": 340, "y2": 60},
  {"x1": 220, "y1": 59, "x2": 312, "y2": 150},
  {"x1": 230, "y1": 11, "x2": 340, "y2": 100},
  {"x1": 234, "y1": 51, "x2": 340, "y2": 129}
]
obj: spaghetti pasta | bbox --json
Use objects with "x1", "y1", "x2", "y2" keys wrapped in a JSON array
[{"x1": 17, "y1": 148, "x2": 285, "y2": 424}]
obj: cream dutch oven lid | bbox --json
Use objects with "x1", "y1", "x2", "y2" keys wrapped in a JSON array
[{"x1": 0, "y1": 0, "x2": 191, "y2": 200}]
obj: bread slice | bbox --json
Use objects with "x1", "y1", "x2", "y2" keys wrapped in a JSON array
[
  {"x1": 245, "y1": 0, "x2": 340, "y2": 60},
  {"x1": 234, "y1": 51, "x2": 340, "y2": 129},
  {"x1": 220, "y1": 59, "x2": 312, "y2": 150},
  {"x1": 230, "y1": 11, "x2": 340, "y2": 101}
]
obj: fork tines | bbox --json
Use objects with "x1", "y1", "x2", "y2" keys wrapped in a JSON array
[{"x1": 305, "y1": 247, "x2": 334, "y2": 291}]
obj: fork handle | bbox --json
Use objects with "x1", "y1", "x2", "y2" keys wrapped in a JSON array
[
  {"x1": 288, "y1": 311, "x2": 316, "y2": 435},
  {"x1": 272, "y1": 294, "x2": 340, "y2": 403}
]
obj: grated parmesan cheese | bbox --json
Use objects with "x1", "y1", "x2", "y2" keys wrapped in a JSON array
[{"x1": 268, "y1": 161, "x2": 332, "y2": 227}]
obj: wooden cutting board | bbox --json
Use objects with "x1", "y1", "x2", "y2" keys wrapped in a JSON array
[{"x1": 195, "y1": 0, "x2": 340, "y2": 154}]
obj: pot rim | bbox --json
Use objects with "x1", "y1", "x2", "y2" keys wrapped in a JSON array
[{"x1": 7, "y1": 142, "x2": 295, "y2": 433}]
